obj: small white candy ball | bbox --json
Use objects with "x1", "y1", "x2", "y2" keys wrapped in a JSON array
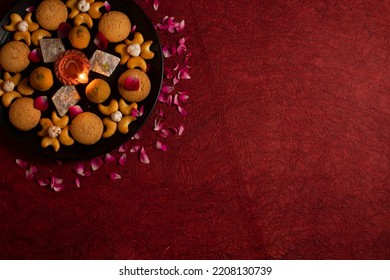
[
  {"x1": 18, "y1": 21, "x2": 29, "y2": 32},
  {"x1": 127, "y1": 44, "x2": 141, "y2": 57},
  {"x1": 111, "y1": 111, "x2": 123, "y2": 123},
  {"x1": 3, "y1": 81, "x2": 15, "y2": 93},
  {"x1": 48, "y1": 126, "x2": 62, "y2": 138},
  {"x1": 78, "y1": 1, "x2": 90, "y2": 12}
]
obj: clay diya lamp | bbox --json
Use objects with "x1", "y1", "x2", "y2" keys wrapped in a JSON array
[{"x1": 55, "y1": 50, "x2": 90, "y2": 85}]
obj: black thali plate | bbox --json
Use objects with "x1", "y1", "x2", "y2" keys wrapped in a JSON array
[{"x1": 0, "y1": 0, "x2": 163, "y2": 160}]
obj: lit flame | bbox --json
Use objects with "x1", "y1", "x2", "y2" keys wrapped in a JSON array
[{"x1": 78, "y1": 73, "x2": 88, "y2": 83}]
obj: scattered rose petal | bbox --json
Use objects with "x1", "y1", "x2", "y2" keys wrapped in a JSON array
[
  {"x1": 153, "y1": 0, "x2": 159, "y2": 11},
  {"x1": 178, "y1": 67, "x2": 191, "y2": 79},
  {"x1": 130, "y1": 145, "x2": 141, "y2": 153},
  {"x1": 29, "y1": 165, "x2": 38, "y2": 174},
  {"x1": 178, "y1": 106, "x2": 188, "y2": 116},
  {"x1": 156, "y1": 109, "x2": 165, "y2": 118},
  {"x1": 75, "y1": 177, "x2": 81, "y2": 188},
  {"x1": 28, "y1": 48, "x2": 43, "y2": 63},
  {"x1": 118, "y1": 144, "x2": 127, "y2": 153},
  {"x1": 25, "y1": 170, "x2": 34, "y2": 180},
  {"x1": 131, "y1": 132, "x2": 141, "y2": 140},
  {"x1": 73, "y1": 162, "x2": 85, "y2": 176},
  {"x1": 104, "y1": 153, "x2": 115, "y2": 162},
  {"x1": 164, "y1": 67, "x2": 174, "y2": 79},
  {"x1": 109, "y1": 172, "x2": 121, "y2": 180},
  {"x1": 91, "y1": 157, "x2": 103, "y2": 171},
  {"x1": 156, "y1": 141, "x2": 168, "y2": 152},
  {"x1": 26, "y1": 6, "x2": 36, "y2": 12},
  {"x1": 51, "y1": 176, "x2": 65, "y2": 192},
  {"x1": 154, "y1": 118, "x2": 164, "y2": 131},
  {"x1": 124, "y1": 76, "x2": 140, "y2": 91},
  {"x1": 94, "y1": 32, "x2": 109, "y2": 50},
  {"x1": 173, "y1": 94, "x2": 180, "y2": 106},
  {"x1": 158, "y1": 128, "x2": 170, "y2": 138},
  {"x1": 177, "y1": 20, "x2": 185, "y2": 32},
  {"x1": 37, "y1": 179, "x2": 49, "y2": 187},
  {"x1": 162, "y1": 45, "x2": 176, "y2": 58},
  {"x1": 68, "y1": 105, "x2": 83, "y2": 119},
  {"x1": 34, "y1": 96, "x2": 49, "y2": 112},
  {"x1": 16, "y1": 159, "x2": 28, "y2": 169},
  {"x1": 131, "y1": 25, "x2": 137, "y2": 33},
  {"x1": 178, "y1": 124, "x2": 185, "y2": 136},
  {"x1": 118, "y1": 153, "x2": 127, "y2": 166},
  {"x1": 162, "y1": 85, "x2": 174, "y2": 93},
  {"x1": 173, "y1": 76, "x2": 180, "y2": 85},
  {"x1": 140, "y1": 147, "x2": 150, "y2": 164},
  {"x1": 104, "y1": 1, "x2": 111, "y2": 11},
  {"x1": 131, "y1": 105, "x2": 144, "y2": 117},
  {"x1": 57, "y1": 22, "x2": 72, "y2": 39}
]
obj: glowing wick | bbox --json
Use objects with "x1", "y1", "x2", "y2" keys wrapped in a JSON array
[{"x1": 78, "y1": 73, "x2": 88, "y2": 84}]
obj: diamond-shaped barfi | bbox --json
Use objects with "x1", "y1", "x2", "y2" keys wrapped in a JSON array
[
  {"x1": 90, "y1": 50, "x2": 120, "y2": 77},
  {"x1": 52, "y1": 85, "x2": 81, "y2": 116},
  {"x1": 40, "y1": 38, "x2": 66, "y2": 63}
]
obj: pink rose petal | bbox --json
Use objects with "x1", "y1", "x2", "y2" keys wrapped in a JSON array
[
  {"x1": 176, "y1": 20, "x2": 185, "y2": 32},
  {"x1": 68, "y1": 105, "x2": 83, "y2": 119},
  {"x1": 57, "y1": 22, "x2": 72, "y2": 39},
  {"x1": 104, "y1": 153, "x2": 115, "y2": 163},
  {"x1": 51, "y1": 176, "x2": 65, "y2": 192},
  {"x1": 178, "y1": 106, "x2": 187, "y2": 116},
  {"x1": 154, "y1": 118, "x2": 164, "y2": 131},
  {"x1": 124, "y1": 76, "x2": 140, "y2": 91},
  {"x1": 75, "y1": 177, "x2": 81, "y2": 188},
  {"x1": 94, "y1": 32, "x2": 109, "y2": 50},
  {"x1": 131, "y1": 105, "x2": 144, "y2": 117},
  {"x1": 16, "y1": 159, "x2": 28, "y2": 169},
  {"x1": 131, "y1": 25, "x2": 137, "y2": 33},
  {"x1": 104, "y1": 1, "x2": 111, "y2": 11},
  {"x1": 91, "y1": 157, "x2": 103, "y2": 171},
  {"x1": 25, "y1": 170, "x2": 35, "y2": 180},
  {"x1": 131, "y1": 132, "x2": 141, "y2": 140},
  {"x1": 37, "y1": 179, "x2": 49, "y2": 187},
  {"x1": 162, "y1": 85, "x2": 174, "y2": 93},
  {"x1": 29, "y1": 165, "x2": 38, "y2": 174},
  {"x1": 158, "y1": 128, "x2": 170, "y2": 138},
  {"x1": 28, "y1": 48, "x2": 43, "y2": 63},
  {"x1": 34, "y1": 96, "x2": 49, "y2": 112},
  {"x1": 73, "y1": 162, "x2": 85, "y2": 176},
  {"x1": 178, "y1": 67, "x2": 191, "y2": 79},
  {"x1": 140, "y1": 147, "x2": 150, "y2": 164},
  {"x1": 156, "y1": 141, "x2": 168, "y2": 152},
  {"x1": 118, "y1": 144, "x2": 127, "y2": 153},
  {"x1": 109, "y1": 172, "x2": 121, "y2": 180},
  {"x1": 153, "y1": 0, "x2": 159, "y2": 11},
  {"x1": 26, "y1": 6, "x2": 36, "y2": 12},
  {"x1": 130, "y1": 145, "x2": 141, "y2": 153},
  {"x1": 118, "y1": 153, "x2": 127, "y2": 166},
  {"x1": 156, "y1": 109, "x2": 165, "y2": 118},
  {"x1": 162, "y1": 45, "x2": 177, "y2": 58},
  {"x1": 178, "y1": 124, "x2": 185, "y2": 136}
]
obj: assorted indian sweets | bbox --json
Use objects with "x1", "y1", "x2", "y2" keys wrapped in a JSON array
[{"x1": 0, "y1": 0, "x2": 155, "y2": 152}]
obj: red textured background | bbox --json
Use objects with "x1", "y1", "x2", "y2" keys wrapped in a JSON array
[{"x1": 0, "y1": 0, "x2": 389, "y2": 259}]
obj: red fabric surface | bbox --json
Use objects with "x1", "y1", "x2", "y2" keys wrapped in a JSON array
[{"x1": 0, "y1": 0, "x2": 389, "y2": 259}]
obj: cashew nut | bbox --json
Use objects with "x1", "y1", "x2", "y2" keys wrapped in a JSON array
[
  {"x1": 4, "y1": 72, "x2": 22, "y2": 86},
  {"x1": 102, "y1": 117, "x2": 117, "y2": 138},
  {"x1": 41, "y1": 136, "x2": 60, "y2": 152},
  {"x1": 31, "y1": 29, "x2": 52, "y2": 46},
  {"x1": 125, "y1": 32, "x2": 144, "y2": 46},
  {"x1": 115, "y1": 44, "x2": 130, "y2": 65},
  {"x1": 141, "y1": 41, "x2": 155, "y2": 60},
  {"x1": 2, "y1": 91, "x2": 21, "y2": 108},
  {"x1": 67, "y1": 0, "x2": 95, "y2": 19},
  {"x1": 89, "y1": 2, "x2": 105, "y2": 19},
  {"x1": 74, "y1": 13, "x2": 93, "y2": 29},
  {"x1": 98, "y1": 99, "x2": 119, "y2": 116},
  {"x1": 0, "y1": 80, "x2": 4, "y2": 97},
  {"x1": 118, "y1": 116, "x2": 136, "y2": 134},
  {"x1": 17, "y1": 77, "x2": 34, "y2": 96},
  {"x1": 13, "y1": 31, "x2": 31, "y2": 46},
  {"x1": 24, "y1": 12, "x2": 39, "y2": 32},
  {"x1": 127, "y1": 56, "x2": 147, "y2": 72},
  {"x1": 37, "y1": 118, "x2": 53, "y2": 137},
  {"x1": 3, "y1": 13, "x2": 23, "y2": 32},
  {"x1": 52, "y1": 111, "x2": 69, "y2": 129},
  {"x1": 58, "y1": 126, "x2": 74, "y2": 146},
  {"x1": 119, "y1": 98, "x2": 137, "y2": 116}
]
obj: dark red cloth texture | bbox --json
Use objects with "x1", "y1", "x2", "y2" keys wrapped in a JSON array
[{"x1": 0, "y1": 0, "x2": 389, "y2": 259}]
